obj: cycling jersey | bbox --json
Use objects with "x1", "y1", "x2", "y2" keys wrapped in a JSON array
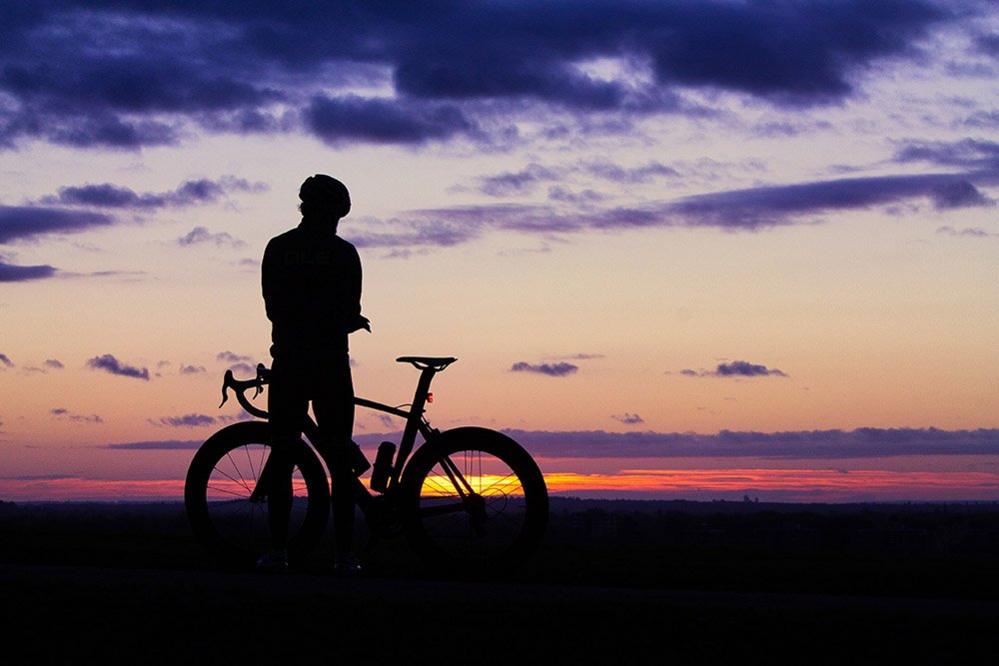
[{"x1": 262, "y1": 219, "x2": 362, "y2": 360}]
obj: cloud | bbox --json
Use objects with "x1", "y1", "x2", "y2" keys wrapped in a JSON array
[
  {"x1": 679, "y1": 361, "x2": 788, "y2": 378},
  {"x1": 0, "y1": 206, "x2": 114, "y2": 243},
  {"x1": 471, "y1": 159, "x2": 678, "y2": 200},
  {"x1": 356, "y1": 157, "x2": 999, "y2": 250},
  {"x1": 155, "y1": 413, "x2": 216, "y2": 428},
  {"x1": 546, "y1": 353, "x2": 605, "y2": 360},
  {"x1": 506, "y1": 427, "x2": 999, "y2": 459},
  {"x1": 304, "y1": 95, "x2": 475, "y2": 145},
  {"x1": 216, "y1": 351, "x2": 252, "y2": 363},
  {"x1": 86, "y1": 354, "x2": 150, "y2": 381},
  {"x1": 547, "y1": 186, "x2": 606, "y2": 204},
  {"x1": 0, "y1": 353, "x2": 13, "y2": 367},
  {"x1": 179, "y1": 364, "x2": 206, "y2": 374},
  {"x1": 347, "y1": 218, "x2": 483, "y2": 249},
  {"x1": 50, "y1": 407, "x2": 103, "y2": 424},
  {"x1": 893, "y1": 138, "x2": 999, "y2": 170},
  {"x1": 0, "y1": 1, "x2": 958, "y2": 149},
  {"x1": 961, "y1": 110, "x2": 999, "y2": 129},
  {"x1": 44, "y1": 359, "x2": 64, "y2": 369},
  {"x1": 664, "y1": 173, "x2": 994, "y2": 229},
  {"x1": 176, "y1": 227, "x2": 246, "y2": 249},
  {"x1": 611, "y1": 413, "x2": 645, "y2": 425},
  {"x1": 714, "y1": 361, "x2": 788, "y2": 378},
  {"x1": 227, "y1": 362, "x2": 257, "y2": 376},
  {"x1": 584, "y1": 160, "x2": 680, "y2": 183},
  {"x1": 478, "y1": 164, "x2": 561, "y2": 197},
  {"x1": 42, "y1": 177, "x2": 265, "y2": 209},
  {"x1": 937, "y1": 225, "x2": 994, "y2": 237},
  {"x1": 975, "y1": 33, "x2": 999, "y2": 57},
  {"x1": 510, "y1": 361, "x2": 579, "y2": 377},
  {"x1": 0, "y1": 260, "x2": 57, "y2": 282},
  {"x1": 106, "y1": 440, "x2": 201, "y2": 450}
]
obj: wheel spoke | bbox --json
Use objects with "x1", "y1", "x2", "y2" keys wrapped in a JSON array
[
  {"x1": 193, "y1": 435, "x2": 329, "y2": 561},
  {"x1": 243, "y1": 444, "x2": 257, "y2": 480},
  {"x1": 223, "y1": 451, "x2": 252, "y2": 492},
  {"x1": 414, "y1": 446, "x2": 538, "y2": 564},
  {"x1": 212, "y1": 465, "x2": 252, "y2": 493}
]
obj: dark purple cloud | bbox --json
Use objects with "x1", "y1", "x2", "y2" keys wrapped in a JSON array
[
  {"x1": 86, "y1": 354, "x2": 150, "y2": 381},
  {"x1": 611, "y1": 413, "x2": 645, "y2": 425},
  {"x1": 42, "y1": 177, "x2": 264, "y2": 209},
  {"x1": 305, "y1": 95, "x2": 474, "y2": 145},
  {"x1": 894, "y1": 138, "x2": 999, "y2": 170},
  {"x1": 510, "y1": 361, "x2": 579, "y2": 377},
  {"x1": 976, "y1": 33, "x2": 999, "y2": 57},
  {"x1": 44, "y1": 359, "x2": 64, "y2": 369},
  {"x1": 0, "y1": 260, "x2": 57, "y2": 282},
  {"x1": 506, "y1": 427, "x2": 999, "y2": 459},
  {"x1": 715, "y1": 361, "x2": 787, "y2": 378},
  {"x1": 179, "y1": 364, "x2": 206, "y2": 375},
  {"x1": 664, "y1": 172, "x2": 994, "y2": 229},
  {"x1": 0, "y1": 1, "x2": 958, "y2": 149},
  {"x1": 0, "y1": 206, "x2": 114, "y2": 243},
  {"x1": 156, "y1": 413, "x2": 215, "y2": 427},
  {"x1": 0, "y1": 353, "x2": 12, "y2": 368},
  {"x1": 356, "y1": 157, "x2": 999, "y2": 249},
  {"x1": 679, "y1": 361, "x2": 788, "y2": 378}
]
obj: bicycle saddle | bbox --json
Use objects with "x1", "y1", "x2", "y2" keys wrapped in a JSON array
[{"x1": 396, "y1": 356, "x2": 457, "y2": 371}]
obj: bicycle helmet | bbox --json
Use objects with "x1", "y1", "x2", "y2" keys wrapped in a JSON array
[{"x1": 299, "y1": 174, "x2": 351, "y2": 218}]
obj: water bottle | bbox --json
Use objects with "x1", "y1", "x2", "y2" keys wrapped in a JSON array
[
  {"x1": 369, "y1": 441, "x2": 396, "y2": 492},
  {"x1": 350, "y1": 441, "x2": 371, "y2": 477}
]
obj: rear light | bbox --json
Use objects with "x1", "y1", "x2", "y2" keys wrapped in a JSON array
[{"x1": 427, "y1": 392, "x2": 434, "y2": 403}]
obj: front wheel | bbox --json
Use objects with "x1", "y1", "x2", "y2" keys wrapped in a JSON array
[
  {"x1": 401, "y1": 427, "x2": 548, "y2": 574},
  {"x1": 184, "y1": 421, "x2": 330, "y2": 564}
]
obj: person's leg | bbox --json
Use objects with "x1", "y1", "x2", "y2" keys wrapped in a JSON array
[
  {"x1": 266, "y1": 359, "x2": 309, "y2": 552},
  {"x1": 313, "y1": 354, "x2": 356, "y2": 560}
]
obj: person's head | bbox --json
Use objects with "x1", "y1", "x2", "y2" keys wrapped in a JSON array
[{"x1": 299, "y1": 174, "x2": 350, "y2": 225}]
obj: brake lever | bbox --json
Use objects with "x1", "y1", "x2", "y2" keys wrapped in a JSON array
[
  {"x1": 219, "y1": 370, "x2": 234, "y2": 408},
  {"x1": 253, "y1": 363, "x2": 266, "y2": 399}
]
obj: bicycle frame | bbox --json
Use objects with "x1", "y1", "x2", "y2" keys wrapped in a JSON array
[{"x1": 219, "y1": 361, "x2": 458, "y2": 516}]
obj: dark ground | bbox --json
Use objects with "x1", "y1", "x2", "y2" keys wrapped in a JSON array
[{"x1": 2, "y1": 498, "x2": 999, "y2": 664}]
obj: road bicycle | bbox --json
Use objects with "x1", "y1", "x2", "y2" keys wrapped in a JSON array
[{"x1": 184, "y1": 356, "x2": 548, "y2": 573}]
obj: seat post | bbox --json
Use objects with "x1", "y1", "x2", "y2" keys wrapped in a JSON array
[{"x1": 390, "y1": 366, "x2": 437, "y2": 489}]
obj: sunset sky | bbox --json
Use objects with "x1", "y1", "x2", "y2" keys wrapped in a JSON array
[{"x1": 1, "y1": 1, "x2": 997, "y2": 502}]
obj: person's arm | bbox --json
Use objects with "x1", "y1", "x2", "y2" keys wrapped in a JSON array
[
  {"x1": 261, "y1": 238, "x2": 289, "y2": 323},
  {"x1": 345, "y1": 244, "x2": 370, "y2": 333}
]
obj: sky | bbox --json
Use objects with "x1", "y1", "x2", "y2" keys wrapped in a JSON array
[{"x1": 1, "y1": 0, "x2": 998, "y2": 502}]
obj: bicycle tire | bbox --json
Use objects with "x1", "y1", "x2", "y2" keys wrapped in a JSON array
[
  {"x1": 184, "y1": 421, "x2": 330, "y2": 564},
  {"x1": 401, "y1": 427, "x2": 548, "y2": 575}
]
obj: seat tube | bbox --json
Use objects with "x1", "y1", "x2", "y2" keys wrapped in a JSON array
[{"x1": 389, "y1": 367, "x2": 435, "y2": 489}]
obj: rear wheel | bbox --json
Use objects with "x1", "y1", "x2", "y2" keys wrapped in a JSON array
[
  {"x1": 184, "y1": 421, "x2": 329, "y2": 564},
  {"x1": 401, "y1": 427, "x2": 548, "y2": 574}
]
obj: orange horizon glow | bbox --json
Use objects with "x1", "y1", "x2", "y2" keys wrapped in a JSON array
[{"x1": 4, "y1": 468, "x2": 999, "y2": 503}]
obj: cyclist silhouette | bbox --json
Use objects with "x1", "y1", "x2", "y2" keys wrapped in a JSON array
[{"x1": 259, "y1": 174, "x2": 370, "y2": 573}]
